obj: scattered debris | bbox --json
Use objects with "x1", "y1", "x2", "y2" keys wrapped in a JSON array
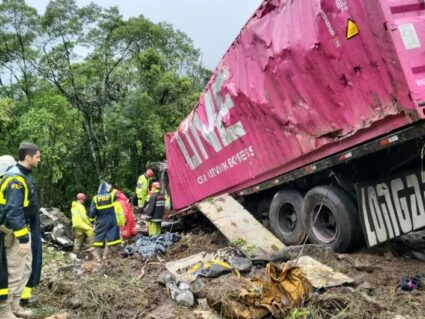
[
  {"x1": 166, "y1": 252, "x2": 208, "y2": 284},
  {"x1": 295, "y1": 256, "x2": 355, "y2": 288},
  {"x1": 130, "y1": 232, "x2": 181, "y2": 258},
  {"x1": 197, "y1": 194, "x2": 287, "y2": 260},
  {"x1": 167, "y1": 282, "x2": 195, "y2": 307},
  {"x1": 354, "y1": 256, "x2": 375, "y2": 273},
  {"x1": 238, "y1": 262, "x2": 313, "y2": 318},
  {"x1": 157, "y1": 271, "x2": 173, "y2": 285},
  {"x1": 40, "y1": 207, "x2": 74, "y2": 249},
  {"x1": 166, "y1": 247, "x2": 252, "y2": 284},
  {"x1": 31, "y1": 226, "x2": 425, "y2": 319},
  {"x1": 228, "y1": 255, "x2": 252, "y2": 272}
]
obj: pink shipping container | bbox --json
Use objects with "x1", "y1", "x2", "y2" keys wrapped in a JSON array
[{"x1": 165, "y1": 0, "x2": 425, "y2": 251}]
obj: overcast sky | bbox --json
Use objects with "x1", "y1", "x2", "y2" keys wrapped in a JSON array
[{"x1": 25, "y1": 0, "x2": 263, "y2": 69}]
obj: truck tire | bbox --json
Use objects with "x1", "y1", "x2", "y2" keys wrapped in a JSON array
[
  {"x1": 269, "y1": 188, "x2": 306, "y2": 245},
  {"x1": 257, "y1": 196, "x2": 272, "y2": 228},
  {"x1": 302, "y1": 185, "x2": 363, "y2": 252}
]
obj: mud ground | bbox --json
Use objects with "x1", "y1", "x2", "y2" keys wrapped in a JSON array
[{"x1": 30, "y1": 227, "x2": 425, "y2": 319}]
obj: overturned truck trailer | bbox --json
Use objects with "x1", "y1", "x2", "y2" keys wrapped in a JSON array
[{"x1": 165, "y1": 0, "x2": 425, "y2": 252}]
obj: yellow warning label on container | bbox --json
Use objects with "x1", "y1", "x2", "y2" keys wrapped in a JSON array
[{"x1": 346, "y1": 19, "x2": 359, "y2": 40}]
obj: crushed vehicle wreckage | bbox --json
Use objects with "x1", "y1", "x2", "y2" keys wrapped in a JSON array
[{"x1": 40, "y1": 208, "x2": 74, "y2": 250}]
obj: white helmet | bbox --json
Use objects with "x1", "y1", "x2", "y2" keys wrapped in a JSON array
[{"x1": 0, "y1": 155, "x2": 16, "y2": 177}]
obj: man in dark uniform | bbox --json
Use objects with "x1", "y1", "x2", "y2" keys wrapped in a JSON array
[
  {"x1": 0, "y1": 143, "x2": 42, "y2": 319},
  {"x1": 89, "y1": 182, "x2": 122, "y2": 260}
]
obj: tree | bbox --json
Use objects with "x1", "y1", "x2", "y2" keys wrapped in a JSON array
[
  {"x1": 15, "y1": 89, "x2": 84, "y2": 205},
  {"x1": 0, "y1": 0, "x2": 209, "y2": 206},
  {"x1": 0, "y1": 0, "x2": 39, "y2": 101}
]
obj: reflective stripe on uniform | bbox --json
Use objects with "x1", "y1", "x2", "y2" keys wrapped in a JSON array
[
  {"x1": 107, "y1": 239, "x2": 122, "y2": 246},
  {"x1": 14, "y1": 227, "x2": 29, "y2": 237},
  {"x1": 93, "y1": 242, "x2": 104, "y2": 247},
  {"x1": 0, "y1": 175, "x2": 30, "y2": 207},
  {"x1": 0, "y1": 288, "x2": 8, "y2": 296},
  {"x1": 96, "y1": 203, "x2": 114, "y2": 209},
  {"x1": 21, "y1": 287, "x2": 32, "y2": 300},
  {"x1": 93, "y1": 192, "x2": 115, "y2": 210}
]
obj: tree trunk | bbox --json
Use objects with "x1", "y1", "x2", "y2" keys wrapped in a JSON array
[{"x1": 83, "y1": 120, "x2": 101, "y2": 178}]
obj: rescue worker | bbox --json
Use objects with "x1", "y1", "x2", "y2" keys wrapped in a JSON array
[
  {"x1": 89, "y1": 182, "x2": 123, "y2": 260},
  {"x1": 116, "y1": 191, "x2": 137, "y2": 242},
  {"x1": 71, "y1": 193, "x2": 94, "y2": 257},
  {"x1": 0, "y1": 143, "x2": 42, "y2": 319},
  {"x1": 135, "y1": 168, "x2": 155, "y2": 213},
  {"x1": 145, "y1": 182, "x2": 165, "y2": 236}
]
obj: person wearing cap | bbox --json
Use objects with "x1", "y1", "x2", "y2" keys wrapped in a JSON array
[
  {"x1": 0, "y1": 143, "x2": 42, "y2": 319},
  {"x1": 71, "y1": 193, "x2": 94, "y2": 257},
  {"x1": 145, "y1": 182, "x2": 165, "y2": 236},
  {"x1": 135, "y1": 168, "x2": 155, "y2": 213},
  {"x1": 89, "y1": 182, "x2": 122, "y2": 259}
]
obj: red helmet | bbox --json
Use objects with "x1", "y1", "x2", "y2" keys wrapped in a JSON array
[
  {"x1": 77, "y1": 193, "x2": 86, "y2": 201},
  {"x1": 151, "y1": 181, "x2": 160, "y2": 189},
  {"x1": 146, "y1": 169, "x2": 155, "y2": 178}
]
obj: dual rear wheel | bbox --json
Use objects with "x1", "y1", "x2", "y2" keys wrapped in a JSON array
[{"x1": 268, "y1": 185, "x2": 363, "y2": 252}]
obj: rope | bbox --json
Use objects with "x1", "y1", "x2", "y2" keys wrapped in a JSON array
[{"x1": 295, "y1": 181, "x2": 334, "y2": 263}]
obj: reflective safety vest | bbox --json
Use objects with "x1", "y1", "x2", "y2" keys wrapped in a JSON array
[
  {"x1": 0, "y1": 175, "x2": 30, "y2": 208},
  {"x1": 93, "y1": 192, "x2": 124, "y2": 227},
  {"x1": 71, "y1": 201, "x2": 92, "y2": 231},
  {"x1": 135, "y1": 174, "x2": 150, "y2": 207},
  {"x1": 93, "y1": 192, "x2": 115, "y2": 210},
  {"x1": 0, "y1": 174, "x2": 30, "y2": 234}
]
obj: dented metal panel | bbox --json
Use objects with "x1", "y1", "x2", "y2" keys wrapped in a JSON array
[{"x1": 165, "y1": 0, "x2": 425, "y2": 209}]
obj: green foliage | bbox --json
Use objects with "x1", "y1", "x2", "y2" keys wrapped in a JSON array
[
  {"x1": 290, "y1": 309, "x2": 310, "y2": 318},
  {"x1": 0, "y1": 0, "x2": 208, "y2": 208}
]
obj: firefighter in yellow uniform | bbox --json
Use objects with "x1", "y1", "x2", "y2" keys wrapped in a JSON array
[
  {"x1": 135, "y1": 169, "x2": 155, "y2": 212},
  {"x1": 71, "y1": 193, "x2": 93, "y2": 256}
]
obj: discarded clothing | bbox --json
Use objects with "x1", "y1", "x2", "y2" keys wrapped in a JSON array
[
  {"x1": 130, "y1": 232, "x2": 180, "y2": 258},
  {"x1": 238, "y1": 262, "x2": 312, "y2": 318}
]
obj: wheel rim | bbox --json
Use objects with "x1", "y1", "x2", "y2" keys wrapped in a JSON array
[
  {"x1": 277, "y1": 203, "x2": 297, "y2": 234},
  {"x1": 312, "y1": 205, "x2": 337, "y2": 244}
]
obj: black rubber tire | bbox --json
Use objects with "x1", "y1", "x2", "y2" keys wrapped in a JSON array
[
  {"x1": 302, "y1": 185, "x2": 363, "y2": 252},
  {"x1": 257, "y1": 196, "x2": 272, "y2": 228},
  {"x1": 269, "y1": 188, "x2": 306, "y2": 245}
]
